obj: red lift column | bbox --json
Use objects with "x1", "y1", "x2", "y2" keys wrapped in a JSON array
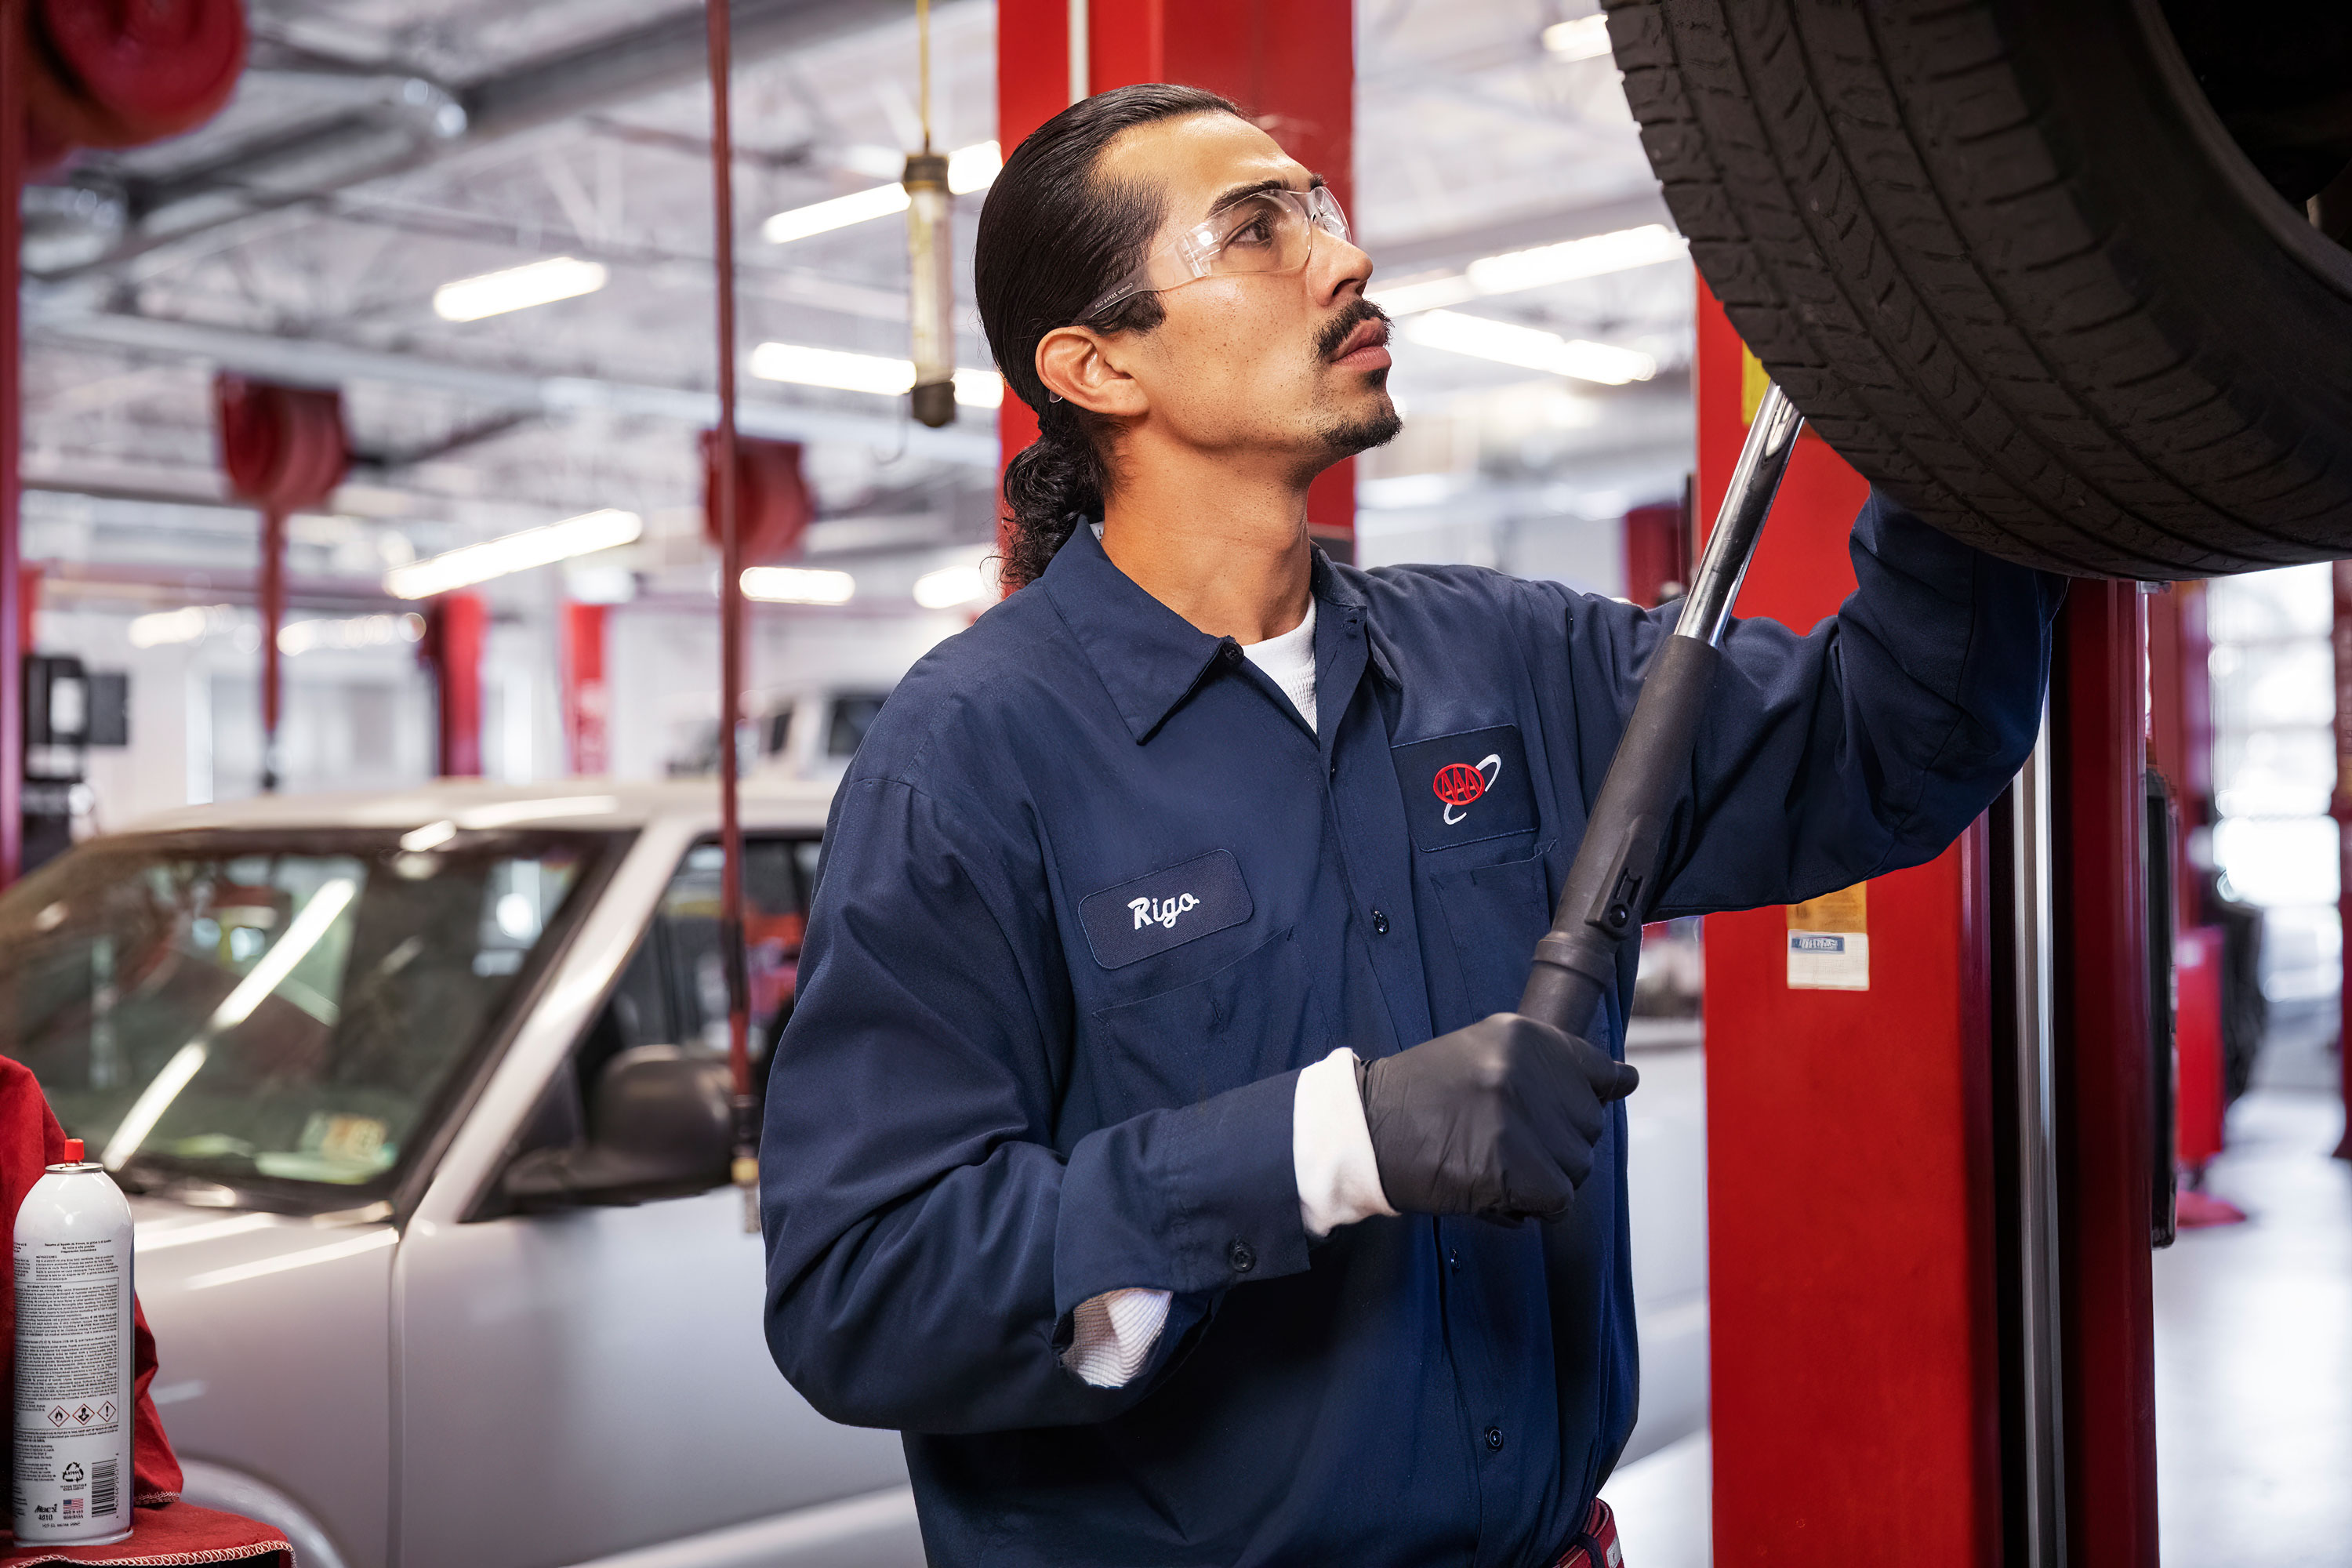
[
  {"x1": 1694, "y1": 286, "x2": 2005, "y2": 1564},
  {"x1": 996, "y1": 0, "x2": 1355, "y2": 563}
]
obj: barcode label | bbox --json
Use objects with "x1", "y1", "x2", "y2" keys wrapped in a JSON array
[{"x1": 91, "y1": 1458, "x2": 118, "y2": 1516}]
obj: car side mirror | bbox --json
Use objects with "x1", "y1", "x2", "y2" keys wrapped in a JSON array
[{"x1": 503, "y1": 1045, "x2": 732, "y2": 1209}]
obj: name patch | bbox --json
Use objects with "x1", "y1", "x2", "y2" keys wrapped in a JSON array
[
  {"x1": 1079, "y1": 849, "x2": 1254, "y2": 969},
  {"x1": 1390, "y1": 724, "x2": 1538, "y2": 851}
]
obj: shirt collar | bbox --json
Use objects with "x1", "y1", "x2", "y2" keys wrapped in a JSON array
[
  {"x1": 1040, "y1": 524, "x2": 1377, "y2": 742},
  {"x1": 1040, "y1": 524, "x2": 1233, "y2": 743}
]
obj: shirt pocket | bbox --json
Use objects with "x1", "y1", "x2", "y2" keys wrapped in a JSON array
[
  {"x1": 1428, "y1": 847, "x2": 1556, "y2": 1024},
  {"x1": 1073, "y1": 927, "x2": 1328, "y2": 1129}
]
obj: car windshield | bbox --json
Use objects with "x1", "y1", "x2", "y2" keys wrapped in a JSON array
[{"x1": 1, "y1": 826, "x2": 620, "y2": 1209}]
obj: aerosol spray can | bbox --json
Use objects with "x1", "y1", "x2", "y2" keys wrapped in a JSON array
[{"x1": 12, "y1": 1138, "x2": 134, "y2": 1547}]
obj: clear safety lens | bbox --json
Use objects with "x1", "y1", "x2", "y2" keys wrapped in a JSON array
[{"x1": 1085, "y1": 186, "x2": 1351, "y2": 318}]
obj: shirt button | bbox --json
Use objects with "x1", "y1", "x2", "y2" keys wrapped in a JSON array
[
  {"x1": 1484, "y1": 1426, "x2": 1505, "y2": 1452},
  {"x1": 1227, "y1": 1239, "x2": 1257, "y2": 1274},
  {"x1": 1447, "y1": 1249, "x2": 1461, "y2": 1272},
  {"x1": 1221, "y1": 642, "x2": 1241, "y2": 663},
  {"x1": 1329, "y1": 760, "x2": 1338, "y2": 779},
  {"x1": 1371, "y1": 909, "x2": 1390, "y2": 935}
]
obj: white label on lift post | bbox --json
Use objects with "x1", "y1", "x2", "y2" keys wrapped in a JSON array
[{"x1": 1786, "y1": 884, "x2": 1870, "y2": 991}]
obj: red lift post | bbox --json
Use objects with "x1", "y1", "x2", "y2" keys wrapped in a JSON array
[
  {"x1": 996, "y1": 0, "x2": 1356, "y2": 564},
  {"x1": 561, "y1": 601, "x2": 610, "y2": 776},
  {"x1": 425, "y1": 592, "x2": 487, "y2": 777},
  {"x1": 1693, "y1": 285, "x2": 2006, "y2": 1564},
  {"x1": 1697, "y1": 282, "x2": 2161, "y2": 1564}
]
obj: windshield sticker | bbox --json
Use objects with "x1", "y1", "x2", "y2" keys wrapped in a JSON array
[{"x1": 1079, "y1": 849, "x2": 1253, "y2": 969}]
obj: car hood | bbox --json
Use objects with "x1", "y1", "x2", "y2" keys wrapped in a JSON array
[{"x1": 129, "y1": 1196, "x2": 398, "y2": 1295}]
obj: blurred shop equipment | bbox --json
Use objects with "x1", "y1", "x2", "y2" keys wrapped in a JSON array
[
  {"x1": 701, "y1": 430, "x2": 813, "y2": 565},
  {"x1": 1606, "y1": 1, "x2": 2352, "y2": 578},
  {"x1": 902, "y1": 0, "x2": 954, "y2": 428},
  {"x1": 1621, "y1": 491, "x2": 1693, "y2": 611},
  {"x1": 213, "y1": 374, "x2": 350, "y2": 793},
  {"x1": 21, "y1": 652, "x2": 127, "y2": 873},
  {"x1": 0, "y1": 0, "x2": 249, "y2": 887},
  {"x1": 16, "y1": 0, "x2": 245, "y2": 169},
  {"x1": 2, "y1": 1060, "x2": 292, "y2": 1565}
]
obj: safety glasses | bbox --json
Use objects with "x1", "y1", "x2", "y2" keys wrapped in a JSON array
[{"x1": 1081, "y1": 184, "x2": 1352, "y2": 321}]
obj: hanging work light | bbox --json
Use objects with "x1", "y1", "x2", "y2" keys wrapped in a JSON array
[
  {"x1": 905, "y1": 149, "x2": 955, "y2": 427},
  {"x1": 904, "y1": 0, "x2": 956, "y2": 427}
]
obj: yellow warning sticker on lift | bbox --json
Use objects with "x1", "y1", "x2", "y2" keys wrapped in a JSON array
[{"x1": 1787, "y1": 883, "x2": 1868, "y2": 991}]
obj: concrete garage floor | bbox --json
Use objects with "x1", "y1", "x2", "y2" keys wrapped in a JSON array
[
  {"x1": 2154, "y1": 1010, "x2": 2352, "y2": 1567},
  {"x1": 1602, "y1": 1011, "x2": 2352, "y2": 1568}
]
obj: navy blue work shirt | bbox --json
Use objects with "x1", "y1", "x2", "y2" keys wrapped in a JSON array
[{"x1": 760, "y1": 492, "x2": 2063, "y2": 1566}]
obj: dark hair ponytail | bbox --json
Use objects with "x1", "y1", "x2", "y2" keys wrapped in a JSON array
[{"x1": 975, "y1": 83, "x2": 1240, "y2": 590}]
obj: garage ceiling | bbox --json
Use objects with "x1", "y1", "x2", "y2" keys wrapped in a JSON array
[{"x1": 18, "y1": 0, "x2": 1692, "y2": 606}]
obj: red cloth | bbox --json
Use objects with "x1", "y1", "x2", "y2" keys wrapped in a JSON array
[
  {"x1": 2, "y1": 1061, "x2": 291, "y2": 1565},
  {"x1": 1547, "y1": 1500, "x2": 1623, "y2": 1568},
  {"x1": 0, "y1": 1502, "x2": 289, "y2": 1566}
]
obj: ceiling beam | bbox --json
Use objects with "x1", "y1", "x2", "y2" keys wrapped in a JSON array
[
  {"x1": 28, "y1": 310, "x2": 1000, "y2": 467},
  {"x1": 53, "y1": 0, "x2": 979, "y2": 281}
]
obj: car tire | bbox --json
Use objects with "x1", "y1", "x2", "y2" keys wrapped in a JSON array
[{"x1": 1605, "y1": 0, "x2": 2352, "y2": 579}]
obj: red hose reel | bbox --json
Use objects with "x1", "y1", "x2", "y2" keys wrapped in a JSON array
[
  {"x1": 215, "y1": 375, "x2": 347, "y2": 515},
  {"x1": 16, "y1": 0, "x2": 245, "y2": 165}
]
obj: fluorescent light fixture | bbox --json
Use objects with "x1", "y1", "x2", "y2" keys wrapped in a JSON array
[
  {"x1": 1542, "y1": 15, "x2": 1613, "y2": 60},
  {"x1": 749, "y1": 341, "x2": 1004, "y2": 408},
  {"x1": 761, "y1": 183, "x2": 910, "y2": 246},
  {"x1": 1365, "y1": 273, "x2": 1482, "y2": 316},
  {"x1": 1465, "y1": 224, "x2": 1690, "y2": 295},
  {"x1": 433, "y1": 256, "x2": 609, "y2": 322},
  {"x1": 761, "y1": 140, "x2": 1004, "y2": 245},
  {"x1": 278, "y1": 612, "x2": 426, "y2": 656},
  {"x1": 950, "y1": 368, "x2": 1004, "y2": 409},
  {"x1": 914, "y1": 563, "x2": 989, "y2": 609},
  {"x1": 129, "y1": 604, "x2": 227, "y2": 649},
  {"x1": 742, "y1": 566, "x2": 856, "y2": 605},
  {"x1": 1359, "y1": 472, "x2": 1468, "y2": 510},
  {"x1": 386, "y1": 509, "x2": 643, "y2": 599},
  {"x1": 1400, "y1": 310, "x2": 1657, "y2": 385},
  {"x1": 103, "y1": 877, "x2": 358, "y2": 1168},
  {"x1": 1367, "y1": 223, "x2": 1687, "y2": 317},
  {"x1": 749, "y1": 342, "x2": 911, "y2": 397}
]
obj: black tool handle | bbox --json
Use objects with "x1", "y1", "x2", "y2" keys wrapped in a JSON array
[
  {"x1": 1518, "y1": 384, "x2": 1805, "y2": 1038},
  {"x1": 1519, "y1": 633, "x2": 1722, "y2": 1033}
]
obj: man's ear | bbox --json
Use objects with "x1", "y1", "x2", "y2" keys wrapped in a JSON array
[{"x1": 1036, "y1": 325, "x2": 1149, "y2": 419}]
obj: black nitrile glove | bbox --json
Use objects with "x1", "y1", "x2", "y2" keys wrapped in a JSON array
[{"x1": 1359, "y1": 1012, "x2": 1640, "y2": 1220}]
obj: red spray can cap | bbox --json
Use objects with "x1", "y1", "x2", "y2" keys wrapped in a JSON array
[{"x1": 61, "y1": 1138, "x2": 84, "y2": 1163}]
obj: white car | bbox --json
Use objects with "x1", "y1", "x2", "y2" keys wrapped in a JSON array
[{"x1": 6, "y1": 779, "x2": 1705, "y2": 1568}]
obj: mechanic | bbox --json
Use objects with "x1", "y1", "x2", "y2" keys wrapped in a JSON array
[{"x1": 760, "y1": 83, "x2": 2064, "y2": 1567}]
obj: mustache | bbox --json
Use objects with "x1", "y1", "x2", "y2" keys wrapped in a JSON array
[{"x1": 1316, "y1": 296, "x2": 1391, "y2": 361}]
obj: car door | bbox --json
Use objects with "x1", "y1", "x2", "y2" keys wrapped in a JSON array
[{"x1": 391, "y1": 833, "x2": 914, "y2": 1568}]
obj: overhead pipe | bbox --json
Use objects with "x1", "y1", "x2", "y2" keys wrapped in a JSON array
[
  {"x1": 2, "y1": 0, "x2": 27, "y2": 886},
  {"x1": 707, "y1": 0, "x2": 760, "y2": 1233}
]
